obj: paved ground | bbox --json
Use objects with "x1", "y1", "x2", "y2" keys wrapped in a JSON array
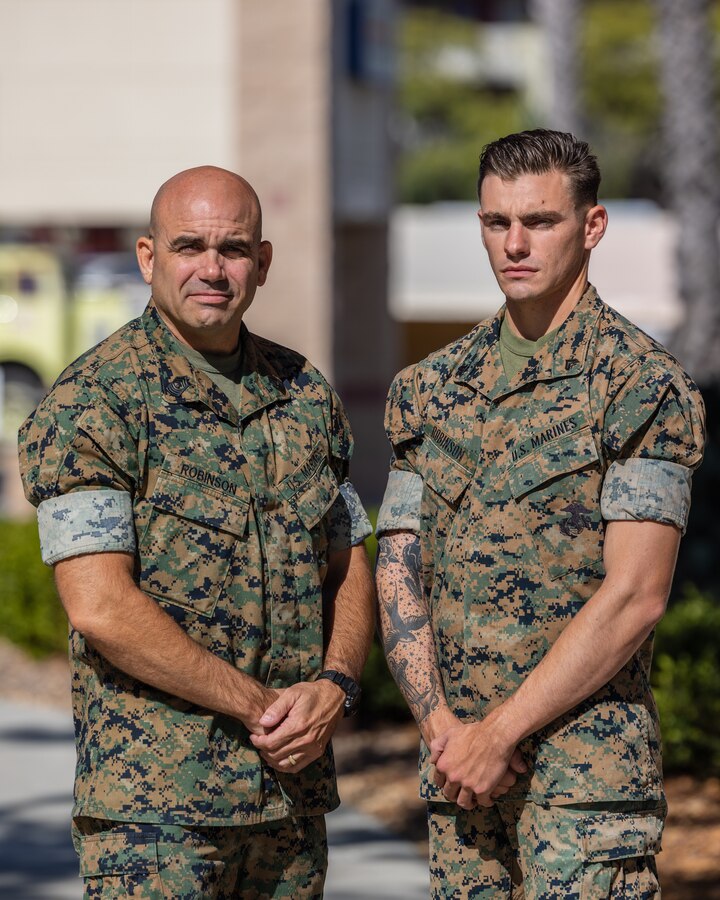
[{"x1": 0, "y1": 701, "x2": 428, "y2": 899}]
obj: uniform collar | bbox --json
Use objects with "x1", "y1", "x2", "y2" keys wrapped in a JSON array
[
  {"x1": 454, "y1": 284, "x2": 604, "y2": 402},
  {"x1": 141, "y1": 301, "x2": 288, "y2": 424}
]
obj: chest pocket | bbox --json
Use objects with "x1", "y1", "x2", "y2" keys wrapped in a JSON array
[
  {"x1": 416, "y1": 429, "x2": 475, "y2": 603},
  {"x1": 508, "y1": 427, "x2": 603, "y2": 580},
  {"x1": 419, "y1": 427, "x2": 475, "y2": 508},
  {"x1": 138, "y1": 455, "x2": 250, "y2": 616},
  {"x1": 275, "y1": 443, "x2": 339, "y2": 576},
  {"x1": 277, "y1": 443, "x2": 339, "y2": 531}
]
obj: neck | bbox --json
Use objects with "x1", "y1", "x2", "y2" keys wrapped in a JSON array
[
  {"x1": 157, "y1": 311, "x2": 242, "y2": 355},
  {"x1": 505, "y1": 272, "x2": 588, "y2": 341}
]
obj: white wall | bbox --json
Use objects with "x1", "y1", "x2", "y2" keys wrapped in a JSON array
[
  {"x1": 0, "y1": 0, "x2": 237, "y2": 224},
  {"x1": 390, "y1": 201, "x2": 684, "y2": 345}
]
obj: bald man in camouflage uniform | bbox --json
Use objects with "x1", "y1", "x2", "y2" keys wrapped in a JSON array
[
  {"x1": 19, "y1": 166, "x2": 375, "y2": 898},
  {"x1": 376, "y1": 130, "x2": 705, "y2": 898}
]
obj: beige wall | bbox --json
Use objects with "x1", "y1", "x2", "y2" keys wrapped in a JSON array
[
  {"x1": 0, "y1": 0, "x2": 238, "y2": 224},
  {"x1": 237, "y1": 0, "x2": 333, "y2": 376}
]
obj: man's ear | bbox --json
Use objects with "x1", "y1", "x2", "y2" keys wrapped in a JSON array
[
  {"x1": 136, "y1": 235, "x2": 154, "y2": 286},
  {"x1": 477, "y1": 209, "x2": 487, "y2": 249},
  {"x1": 257, "y1": 240, "x2": 273, "y2": 287},
  {"x1": 584, "y1": 205, "x2": 608, "y2": 251}
]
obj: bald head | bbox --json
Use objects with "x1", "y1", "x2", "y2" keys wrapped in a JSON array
[
  {"x1": 149, "y1": 166, "x2": 263, "y2": 241},
  {"x1": 136, "y1": 165, "x2": 272, "y2": 354}
]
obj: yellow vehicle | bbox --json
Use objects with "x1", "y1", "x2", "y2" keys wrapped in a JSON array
[{"x1": 0, "y1": 245, "x2": 147, "y2": 439}]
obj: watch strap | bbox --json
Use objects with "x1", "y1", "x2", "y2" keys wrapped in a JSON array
[{"x1": 317, "y1": 669, "x2": 361, "y2": 716}]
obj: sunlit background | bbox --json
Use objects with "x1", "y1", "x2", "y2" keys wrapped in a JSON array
[{"x1": 0, "y1": 2, "x2": 718, "y2": 896}]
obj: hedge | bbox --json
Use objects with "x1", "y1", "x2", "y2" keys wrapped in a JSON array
[{"x1": 0, "y1": 518, "x2": 65, "y2": 657}]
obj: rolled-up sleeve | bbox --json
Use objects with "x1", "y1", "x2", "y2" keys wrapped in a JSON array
[
  {"x1": 37, "y1": 489, "x2": 136, "y2": 565},
  {"x1": 601, "y1": 355, "x2": 705, "y2": 532},
  {"x1": 600, "y1": 458, "x2": 692, "y2": 533},
  {"x1": 376, "y1": 470, "x2": 423, "y2": 535},
  {"x1": 327, "y1": 480, "x2": 373, "y2": 550}
]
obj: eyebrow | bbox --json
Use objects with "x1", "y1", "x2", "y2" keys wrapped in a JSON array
[
  {"x1": 481, "y1": 210, "x2": 565, "y2": 225},
  {"x1": 168, "y1": 235, "x2": 254, "y2": 252},
  {"x1": 168, "y1": 235, "x2": 203, "y2": 249}
]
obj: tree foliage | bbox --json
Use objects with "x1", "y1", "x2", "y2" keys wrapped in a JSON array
[
  {"x1": 398, "y1": 9, "x2": 528, "y2": 203},
  {"x1": 398, "y1": 1, "x2": 720, "y2": 203}
]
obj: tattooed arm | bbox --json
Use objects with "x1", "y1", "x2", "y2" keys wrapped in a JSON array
[
  {"x1": 377, "y1": 530, "x2": 528, "y2": 808},
  {"x1": 375, "y1": 531, "x2": 460, "y2": 746}
]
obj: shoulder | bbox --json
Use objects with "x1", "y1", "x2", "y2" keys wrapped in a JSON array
[
  {"x1": 592, "y1": 301, "x2": 694, "y2": 388},
  {"x1": 249, "y1": 332, "x2": 353, "y2": 459},
  {"x1": 591, "y1": 301, "x2": 705, "y2": 465},
  {"x1": 250, "y1": 332, "x2": 336, "y2": 401},
  {"x1": 19, "y1": 319, "x2": 147, "y2": 468},
  {"x1": 385, "y1": 320, "x2": 489, "y2": 442},
  {"x1": 45, "y1": 316, "x2": 148, "y2": 406}
]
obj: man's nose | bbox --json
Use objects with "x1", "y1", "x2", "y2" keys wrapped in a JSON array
[
  {"x1": 504, "y1": 223, "x2": 529, "y2": 258},
  {"x1": 198, "y1": 249, "x2": 225, "y2": 281}
]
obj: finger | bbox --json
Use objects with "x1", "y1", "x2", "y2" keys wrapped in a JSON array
[
  {"x1": 432, "y1": 766, "x2": 446, "y2": 789},
  {"x1": 442, "y1": 781, "x2": 460, "y2": 804},
  {"x1": 429, "y1": 734, "x2": 449, "y2": 760},
  {"x1": 496, "y1": 770, "x2": 517, "y2": 790},
  {"x1": 490, "y1": 782, "x2": 510, "y2": 797},
  {"x1": 509, "y1": 748, "x2": 527, "y2": 774},
  {"x1": 456, "y1": 787, "x2": 476, "y2": 810}
]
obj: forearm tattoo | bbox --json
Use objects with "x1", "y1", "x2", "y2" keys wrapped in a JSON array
[{"x1": 376, "y1": 533, "x2": 443, "y2": 725}]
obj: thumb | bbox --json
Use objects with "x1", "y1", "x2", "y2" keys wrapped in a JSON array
[
  {"x1": 259, "y1": 693, "x2": 293, "y2": 728},
  {"x1": 429, "y1": 732, "x2": 449, "y2": 765}
]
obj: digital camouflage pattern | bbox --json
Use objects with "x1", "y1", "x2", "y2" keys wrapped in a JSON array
[
  {"x1": 427, "y1": 799, "x2": 664, "y2": 899},
  {"x1": 19, "y1": 300, "x2": 363, "y2": 826},
  {"x1": 73, "y1": 813, "x2": 327, "y2": 898},
  {"x1": 380, "y1": 286, "x2": 705, "y2": 805}
]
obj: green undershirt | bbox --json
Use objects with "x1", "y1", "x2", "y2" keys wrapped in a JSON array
[
  {"x1": 170, "y1": 335, "x2": 244, "y2": 411},
  {"x1": 499, "y1": 315, "x2": 559, "y2": 381}
]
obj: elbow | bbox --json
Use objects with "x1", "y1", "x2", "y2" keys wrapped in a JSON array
[
  {"x1": 644, "y1": 594, "x2": 668, "y2": 632},
  {"x1": 628, "y1": 586, "x2": 669, "y2": 638},
  {"x1": 64, "y1": 601, "x2": 106, "y2": 643}
]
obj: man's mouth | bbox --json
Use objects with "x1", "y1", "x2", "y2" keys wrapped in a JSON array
[{"x1": 188, "y1": 292, "x2": 232, "y2": 303}]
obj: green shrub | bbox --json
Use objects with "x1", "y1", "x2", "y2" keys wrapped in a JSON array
[
  {"x1": 0, "y1": 518, "x2": 66, "y2": 657},
  {"x1": 652, "y1": 586, "x2": 720, "y2": 774}
]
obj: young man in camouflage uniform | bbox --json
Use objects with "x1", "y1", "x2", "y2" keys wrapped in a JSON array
[
  {"x1": 18, "y1": 166, "x2": 375, "y2": 898},
  {"x1": 376, "y1": 130, "x2": 705, "y2": 898}
]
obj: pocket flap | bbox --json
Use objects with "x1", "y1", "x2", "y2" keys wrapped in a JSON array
[
  {"x1": 79, "y1": 832, "x2": 159, "y2": 877},
  {"x1": 579, "y1": 811, "x2": 663, "y2": 862},
  {"x1": 151, "y1": 455, "x2": 249, "y2": 536},
  {"x1": 278, "y1": 443, "x2": 339, "y2": 530},
  {"x1": 509, "y1": 427, "x2": 599, "y2": 500},
  {"x1": 420, "y1": 429, "x2": 474, "y2": 506}
]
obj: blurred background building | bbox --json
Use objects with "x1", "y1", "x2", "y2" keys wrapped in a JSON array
[{"x1": 0, "y1": 0, "x2": 397, "y2": 511}]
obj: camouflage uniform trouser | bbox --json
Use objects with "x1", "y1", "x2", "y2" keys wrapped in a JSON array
[
  {"x1": 72, "y1": 814, "x2": 327, "y2": 899},
  {"x1": 428, "y1": 799, "x2": 665, "y2": 899}
]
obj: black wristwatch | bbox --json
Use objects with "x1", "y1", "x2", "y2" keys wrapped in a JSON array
[{"x1": 317, "y1": 669, "x2": 362, "y2": 717}]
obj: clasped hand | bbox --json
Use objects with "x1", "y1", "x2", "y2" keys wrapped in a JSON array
[
  {"x1": 430, "y1": 720, "x2": 527, "y2": 810},
  {"x1": 249, "y1": 680, "x2": 345, "y2": 773}
]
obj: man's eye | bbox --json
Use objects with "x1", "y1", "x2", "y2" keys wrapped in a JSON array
[
  {"x1": 175, "y1": 243, "x2": 201, "y2": 254},
  {"x1": 221, "y1": 246, "x2": 248, "y2": 259}
]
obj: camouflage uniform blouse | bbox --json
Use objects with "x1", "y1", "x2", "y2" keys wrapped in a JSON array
[
  {"x1": 377, "y1": 286, "x2": 705, "y2": 805},
  {"x1": 19, "y1": 302, "x2": 370, "y2": 826}
]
